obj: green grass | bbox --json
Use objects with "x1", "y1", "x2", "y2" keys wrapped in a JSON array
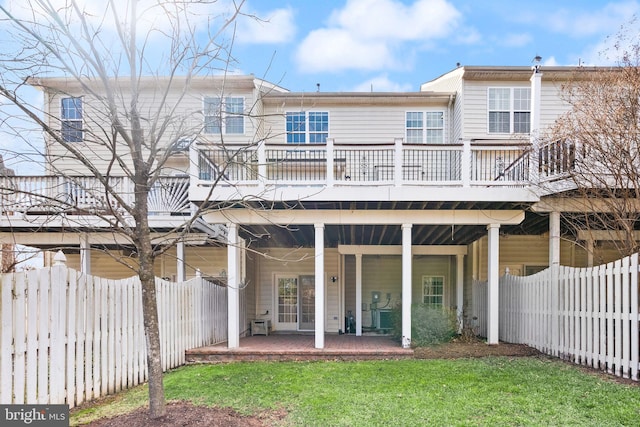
[{"x1": 71, "y1": 357, "x2": 640, "y2": 426}]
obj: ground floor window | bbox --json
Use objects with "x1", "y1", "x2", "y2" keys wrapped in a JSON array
[{"x1": 422, "y1": 275, "x2": 444, "y2": 307}]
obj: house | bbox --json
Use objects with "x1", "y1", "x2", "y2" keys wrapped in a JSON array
[{"x1": 0, "y1": 65, "x2": 624, "y2": 350}]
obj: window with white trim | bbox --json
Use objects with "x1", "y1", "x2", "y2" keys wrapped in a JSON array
[
  {"x1": 422, "y1": 275, "x2": 444, "y2": 307},
  {"x1": 286, "y1": 111, "x2": 328, "y2": 143},
  {"x1": 61, "y1": 97, "x2": 83, "y2": 142},
  {"x1": 406, "y1": 111, "x2": 444, "y2": 144},
  {"x1": 488, "y1": 87, "x2": 530, "y2": 134},
  {"x1": 203, "y1": 96, "x2": 244, "y2": 134}
]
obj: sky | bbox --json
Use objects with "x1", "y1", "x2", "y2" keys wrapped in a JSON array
[{"x1": 230, "y1": 0, "x2": 640, "y2": 92}]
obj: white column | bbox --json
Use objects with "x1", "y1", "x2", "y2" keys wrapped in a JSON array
[
  {"x1": 549, "y1": 211, "x2": 561, "y2": 356},
  {"x1": 487, "y1": 224, "x2": 500, "y2": 345},
  {"x1": 530, "y1": 67, "x2": 543, "y2": 184},
  {"x1": 177, "y1": 240, "x2": 186, "y2": 282},
  {"x1": 355, "y1": 253, "x2": 363, "y2": 336},
  {"x1": 456, "y1": 254, "x2": 465, "y2": 333},
  {"x1": 80, "y1": 234, "x2": 91, "y2": 275},
  {"x1": 315, "y1": 223, "x2": 325, "y2": 349},
  {"x1": 401, "y1": 224, "x2": 412, "y2": 348},
  {"x1": 227, "y1": 223, "x2": 240, "y2": 348}
]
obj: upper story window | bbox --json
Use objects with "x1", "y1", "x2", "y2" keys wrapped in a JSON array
[
  {"x1": 204, "y1": 96, "x2": 244, "y2": 135},
  {"x1": 488, "y1": 87, "x2": 530, "y2": 134},
  {"x1": 286, "y1": 111, "x2": 328, "y2": 143},
  {"x1": 61, "y1": 97, "x2": 83, "y2": 142},
  {"x1": 406, "y1": 111, "x2": 444, "y2": 144}
]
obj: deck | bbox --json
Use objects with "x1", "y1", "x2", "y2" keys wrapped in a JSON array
[{"x1": 186, "y1": 334, "x2": 414, "y2": 363}]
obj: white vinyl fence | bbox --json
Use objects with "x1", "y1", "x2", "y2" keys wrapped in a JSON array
[
  {"x1": 0, "y1": 264, "x2": 233, "y2": 407},
  {"x1": 473, "y1": 253, "x2": 640, "y2": 381}
]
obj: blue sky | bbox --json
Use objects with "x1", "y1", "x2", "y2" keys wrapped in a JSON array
[{"x1": 230, "y1": 0, "x2": 640, "y2": 92}]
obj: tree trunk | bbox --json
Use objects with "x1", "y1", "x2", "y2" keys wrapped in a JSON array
[{"x1": 139, "y1": 231, "x2": 165, "y2": 418}]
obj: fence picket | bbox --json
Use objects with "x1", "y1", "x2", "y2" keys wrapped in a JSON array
[
  {"x1": 472, "y1": 253, "x2": 640, "y2": 384},
  {"x1": 26, "y1": 269, "x2": 39, "y2": 404},
  {"x1": 631, "y1": 254, "x2": 639, "y2": 381},
  {"x1": 66, "y1": 269, "x2": 78, "y2": 408},
  {"x1": 622, "y1": 256, "x2": 631, "y2": 378},
  {"x1": 13, "y1": 273, "x2": 26, "y2": 404},
  {"x1": 0, "y1": 262, "x2": 258, "y2": 407}
]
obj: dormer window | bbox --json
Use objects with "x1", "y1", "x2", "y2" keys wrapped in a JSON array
[
  {"x1": 488, "y1": 88, "x2": 530, "y2": 134},
  {"x1": 61, "y1": 97, "x2": 83, "y2": 142}
]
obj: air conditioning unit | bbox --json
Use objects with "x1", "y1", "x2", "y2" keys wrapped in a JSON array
[{"x1": 376, "y1": 309, "x2": 393, "y2": 330}]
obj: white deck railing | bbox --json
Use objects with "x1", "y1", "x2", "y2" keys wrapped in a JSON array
[
  {"x1": 195, "y1": 139, "x2": 532, "y2": 188},
  {"x1": 0, "y1": 176, "x2": 189, "y2": 216}
]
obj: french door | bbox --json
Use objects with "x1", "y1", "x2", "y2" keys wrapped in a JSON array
[{"x1": 275, "y1": 274, "x2": 315, "y2": 331}]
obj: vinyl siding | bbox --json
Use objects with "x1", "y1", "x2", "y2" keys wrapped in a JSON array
[
  {"x1": 460, "y1": 78, "x2": 570, "y2": 140},
  {"x1": 46, "y1": 81, "x2": 258, "y2": 175},
  {"x1": 262, "y1": 104, "x2": 450, "y2": 145},
  {"x1": 253, "y1": 247, "x2": 340, "y2": 332},
  {"x1": 345, "y1": 254, "x2": 455, "y2": 329}
]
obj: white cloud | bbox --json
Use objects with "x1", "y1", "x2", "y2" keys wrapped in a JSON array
[
  {"x1": 296, "y1": 28, "x2": 393, "y2": 72},
  {"x1": 351, "y1": 74, "x2": 413, "y2": 92},
  {"x1": 295, "y1": 0, "x2": 460, "y2": 73},
  {"x1": 329, "y1": 0, "x2": 459, "y2": 41},
  {"x1": 236, "y1": 7, "x2": 296, "y2": 44}
]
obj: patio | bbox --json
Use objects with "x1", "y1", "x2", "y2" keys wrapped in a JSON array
[{"x1": 186, "y1": 334, "x2": 414, "y2": 363}]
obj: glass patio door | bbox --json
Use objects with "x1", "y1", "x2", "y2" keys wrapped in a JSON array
[
  {"x1": 275, "y1": 276, "x2": 298, "y2": 330},
  {"x1": 298, "y1": 275, "x2": 315, "y2": 330},
  {"x1": 275, "y1": 275, "x2": 316, "y2": 331}
]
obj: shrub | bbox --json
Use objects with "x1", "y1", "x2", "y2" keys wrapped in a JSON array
[{"x1": 391, "y1": 303, "x2": 458, "y2": 347}]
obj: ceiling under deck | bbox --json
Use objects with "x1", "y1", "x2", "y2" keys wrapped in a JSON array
[{"x1": 235, "y1": 201, "x2": 552, "y2": 248}]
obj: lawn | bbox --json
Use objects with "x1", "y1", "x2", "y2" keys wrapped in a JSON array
[{"x1": 72, "y1": 357, "x2": 640, "y2": 426}]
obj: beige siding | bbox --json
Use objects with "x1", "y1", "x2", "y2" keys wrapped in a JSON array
[
  {"x1": 539, "y1": 80, "x2": 571, "y2": 130},
  {"x1": 46, "y1": 80, "x2": 258, "y2": 175},
  {"x1": 263, "y1": 104, "x2": 451, "y2": 145},
  {"x1": 344, "y1": 255, "x2": 455, "y2": 328},
  {"x1": 253, "y1": 247, "x2": 340, "y2": 332},
  {"x1": 460, "y1": 77, "x2": 570, "y2": 141},
  {"x1": 469, "y1": 234, "x2": 627, "y2": 280}
]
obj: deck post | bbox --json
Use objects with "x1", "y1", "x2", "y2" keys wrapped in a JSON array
[
  {"x1": 355, "y1": 253, "x2": 363, "y2": 336},
  {"x1": 549, "y1": 211, "x2": 561, "y2": 356},
  {"x1": 487, "y1": 224, "x2": 500, "y2": 344},
  {"x1": 456, "y1": 253, "x2": 465, "y2": 333},
  {"x1": 326, "y1": 138, "x2": 335, "y2": 188},
  {"x1": 257, "y1": 142, "x2": 266, "y2": 189},
  {"x1": 394, "y1": 138, "x2": 403, "y2": 186},
  {"x1": 315, "y1": 223, "x2": 325, "y2": 349},
  {"x1": 401, "y1": 224, "x2": 412, "y2": 348},
  {"x1": 227, "y1": 223, "x2": 240, "y2": 348},
  {"x1": 177, "y1": 240, "x2": 186, "y2": 282}
]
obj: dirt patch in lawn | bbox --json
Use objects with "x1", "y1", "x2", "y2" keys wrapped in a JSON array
[
  {"x1": 81, "y1": 339, "x2": 540, "y2": 427},
  {"x1": 413, "y1": 337, "x2": 541, "y2": 359},
  {"x1": 85, "y1": 401, "x2": 288, "y2": 427}
]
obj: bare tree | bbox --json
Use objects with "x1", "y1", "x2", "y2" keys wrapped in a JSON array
[
  {"x1": 0, "y1": 0, "x2": 252, "y2": 418},
  {"x1": 545, "y1": 26, "x2": 640, "y2": 259}
]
